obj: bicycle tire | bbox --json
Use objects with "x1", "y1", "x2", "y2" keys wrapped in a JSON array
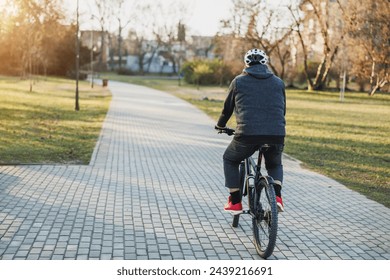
[
  {"x1": 232, "y1": 162, "x2": 245, "y2": 228},
  {"x1": 251, "y1": 178, "x2": 278, "y2": 259}
]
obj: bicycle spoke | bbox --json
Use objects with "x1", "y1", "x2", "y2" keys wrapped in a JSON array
[{"x1": 252, "y1": 179, "x2": 278, "y2": 259}]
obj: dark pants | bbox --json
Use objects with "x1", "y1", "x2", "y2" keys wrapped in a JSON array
[{"x1": 223, "y1": 139, "x2": 284, "y2": 189}]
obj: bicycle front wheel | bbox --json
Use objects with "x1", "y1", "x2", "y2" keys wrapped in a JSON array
[{"x1": 251, "y1": 178, "x2": 278, "y2": 259}]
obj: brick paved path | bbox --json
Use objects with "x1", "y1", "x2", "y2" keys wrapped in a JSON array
[{"x1": 0, "y1": 81, "x2": 389, "y2": 260}]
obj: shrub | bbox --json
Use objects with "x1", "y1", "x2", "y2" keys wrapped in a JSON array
[
  {"x1": 181, "y1": 59, "x2": 235, "y2": 86},
  {"x1": 117, "y1": 68, "x2": 134, "y2": 75}
]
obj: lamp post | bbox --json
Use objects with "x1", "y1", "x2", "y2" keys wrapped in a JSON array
[{"x1": 75, "y1": 0, "x2": 80, "y2": 111}]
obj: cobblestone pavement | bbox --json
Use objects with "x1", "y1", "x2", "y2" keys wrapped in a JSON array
[{"x1": 0, "y1": 81, "x2": 389, "y2": 260}]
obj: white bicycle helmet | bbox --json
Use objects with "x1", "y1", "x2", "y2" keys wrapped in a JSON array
[{"x1": 244, "y1": 48, "x2": 268, "y2": 67}]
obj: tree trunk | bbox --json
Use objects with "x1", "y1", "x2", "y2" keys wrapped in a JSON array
[
  {"x1": 288, "y1": 5, "x2": 315, "y2": 92},
  {"x1": 369, "y1": 77, "x2": 388, "y2": 96},
  {"x1": 313, "y1": 57, "x2": 326, "y2": 90}
]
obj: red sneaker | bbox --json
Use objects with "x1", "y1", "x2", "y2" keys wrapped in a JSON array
[
  {"x1": 224, "y1": 196, "x2": 243, "y2": 214},
  {"x1": 276, "y1": 196, "x2": 284, "y2": 212}
]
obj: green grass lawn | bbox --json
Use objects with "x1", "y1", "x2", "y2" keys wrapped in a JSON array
[
  {"x1": 0, "y1": 76, "x2": 111, "y2": 164},
  {"x1": 284, "y1": 89, "x2": 389, "y2": 207},
  {"x1": 102, "y1": 74, "x2": 390, "y2": 208}
]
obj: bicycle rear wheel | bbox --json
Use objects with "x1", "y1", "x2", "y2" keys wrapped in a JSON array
[
  {"x1": 232, "y1": 162, "x2": 245, "y2": 228},
  {"x1": 251, "y1": 178, "x2": 278, "y2": 259}
]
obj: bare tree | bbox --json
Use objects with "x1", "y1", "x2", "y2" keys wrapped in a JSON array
[
  {"x1": 122, "y1": 1, "x2": 188, "y2": 75},
  {"x1": 126, "y1": 29, "x2": 146, "y2": 74},
  {"x1": 149, "y1": 0, "x2": 189, "y2": 74},
  {"x1": 306, "y1": 0, "x2": 345, "y2": 90},
  {"x1": 337, "y1": 0, "x2": 389, "y2": 95},
  {"x1": 6, "y1": 0, "x2": 65, "y2": 91},
  {"x1": 110, "y1": 0, "x2": 136, "y2": 69},
  {"x1": 223, "y1": 0, "x2": 254, "y2": 37},
  {"x1": 216, "y1": 0, "x2": 294, "y2": 79},
  {"x1": 215, "y1": 0, "x2": 255, "y2": 73},
  {"x1": 287, "y1": 4, "x2": 314, "y2": 90},
  {"x1": 244, "y1": 1, "x2": 294, "y2": 79},
  {"x1": 286, "y1": 0, "x2": 345, "y2": 91},
  {"x1": 92, "y1": 0, "x2": 112, "y2": 71},
  {"x1": 125, "y1": 2, "x2": 159, "y2": 74}
]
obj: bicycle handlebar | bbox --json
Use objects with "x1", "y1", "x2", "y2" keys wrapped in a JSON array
[{"x1": 215, "y1": 126, "x2": 235, "y2": 136}]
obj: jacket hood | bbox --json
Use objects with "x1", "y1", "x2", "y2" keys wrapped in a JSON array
[{"x1": 243, "y1": 64, "x2": 273, "y2": 79}]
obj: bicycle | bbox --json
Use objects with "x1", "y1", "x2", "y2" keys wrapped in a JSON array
[{"x1": 217, "y1": 127, "x2": 278, "y2": 259}]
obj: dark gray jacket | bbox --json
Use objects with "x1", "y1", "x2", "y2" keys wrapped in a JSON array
[{"x1": 217, "y1": 64, "x2": 286, "y2": 137}]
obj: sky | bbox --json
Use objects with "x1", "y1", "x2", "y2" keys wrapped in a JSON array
[
  {"x1": 185, "y1": 0, "x2": 233, "y2": 36},
  {"x1": 0, "y1": 0, "x2": 294, "y2": 37},
  {"x1": 64, "y1": 0, "x2": 233, "y2": 36}
]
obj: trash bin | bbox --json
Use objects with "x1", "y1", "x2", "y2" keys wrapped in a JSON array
[{"x1": 102, "y1": 79, "x2": 108, "y2": 87}]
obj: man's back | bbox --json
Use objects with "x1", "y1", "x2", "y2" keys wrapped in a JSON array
[{"x1": 233, "y1": 64, "x2": 286, "y2": 136}]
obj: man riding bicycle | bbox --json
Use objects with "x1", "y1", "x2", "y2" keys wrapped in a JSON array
[{"x1": 215, "y1": 48, "x2": 286, "y2": 214}]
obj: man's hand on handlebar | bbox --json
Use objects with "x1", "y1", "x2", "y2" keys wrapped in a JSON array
[{"x1": 214, "y1": 125, "x2": 235, "y2": 136}]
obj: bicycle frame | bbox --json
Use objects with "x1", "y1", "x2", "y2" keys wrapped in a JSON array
[
  {"x1": 242, "y1": 150, "x2": 276, "y2": 216},
  {"x1": 241, "y1": 153, "x2": 260, "y2": 216}
]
